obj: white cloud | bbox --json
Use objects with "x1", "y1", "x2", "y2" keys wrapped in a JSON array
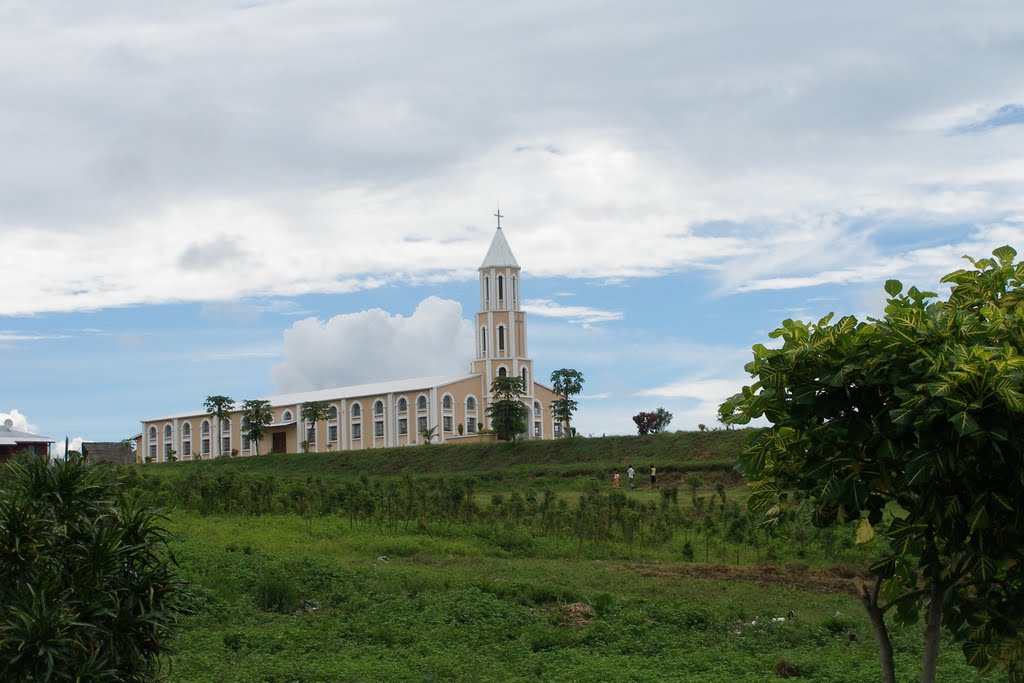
[
  {"x1": 271, "y1": 296, "x2": 475, "y2": 392},
  {"x1": 0, "y1": 332, "x2": 69, "y2": 342},
  {"x1": 1, "y1": 3, "x2": 1021, "y2": 315},
  {"x1": 53, "y1": 437, "x2": 85, "y2": 460},
  {"x1": 0, "y1": 409, "x2": 39, "y2": 434},
  {"x1": 522, "y1": 299, "x2": 623, "y2": 324}
]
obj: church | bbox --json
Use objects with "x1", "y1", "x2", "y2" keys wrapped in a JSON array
[{"x1": 138, "y1": 221, "x2": 566, "y2": 461}]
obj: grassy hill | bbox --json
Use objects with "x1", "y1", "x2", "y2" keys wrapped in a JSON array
[
  {"x1": 138, "y1": 428, "x2": 759, "y2": 490},
  {"x1": 132, "y1": 425, "x2": 1000, "y2": 682}
]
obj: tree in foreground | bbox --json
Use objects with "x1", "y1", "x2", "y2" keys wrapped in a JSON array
[
  {"x1": 720, "y1": 246, "x2": 1024, "y2": 682},
  {"x1": 300, "y1": 400, "x2": 331, "y2": 452},
  {"x1": 241, "y1": 399, "x2": 273, "y2": 456},
  {"x1": 550, "y1": 368, "x2": 584, "y2": 437},
  {"x1": 0, "y1": 452, "x2": 186, "y2": 681},
  {"x1": 488, "y1": 375, "x2": 529, "y2": 441},
  {"x1": 203, "y1": 394, "x2": 234, "y2": 458}
]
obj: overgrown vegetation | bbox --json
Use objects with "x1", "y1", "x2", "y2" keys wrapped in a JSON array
[{"x1": 128, "y1": 428, "x2": 1012, "y2": 680}]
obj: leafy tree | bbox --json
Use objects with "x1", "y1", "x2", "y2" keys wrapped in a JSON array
[
  {"x1": 204, "y1": 394, "x2": 234, "y2": 458},
  {"x1": 241, "y1": 399, "x2": 273, "y2": 456},
  {"x1": 550, "y1": 368, "x2": 585, "y2": 438},
  {"x1": 632, "y1": 411, "x2": 658, "y2": 435},
  {"x1": 488, "y1": 375, "x2": 529, "y2": 441},
  {"x1": 300, "y1": 400, "x2": 331, "y2": 453},
  {"x1": 0, "y1": 452, "x2": 186, "y2": 680},
  {"x1": 720, "y1": 246, "x2": 1024, "y2": 682},
  {"x1": 653, "y1": 407, "x2": 673, "y2": 433}
]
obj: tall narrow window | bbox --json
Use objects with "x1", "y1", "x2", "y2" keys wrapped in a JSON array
[
  {"x1": 512, "y1": 276, "x2": 517, "y2": 304},
  {"x1": 498, "y1": 326, "x2": 505, "y2": 351},
  {"x1": 522, "y1": 368, "x2": 528, "y2": 386},
  {"x1": 481, "y1": 326, "x2": 487, "y2": 354},
  {"x1": 498, "y1": 275, "x2": 504, "y2": 301},
  {"x1": 485, "y1": 276, "x2": 490, "y2": 305},
  {"x1": 181, "y1": 423, "x2": 192, "y2": 458}
]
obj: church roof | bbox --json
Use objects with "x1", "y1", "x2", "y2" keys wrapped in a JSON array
[
  {"x1": 479, "y1": 227, "x2": 520, "y2": 270},
  {"x1": 145, "y1": 373, "x2": 480, "y2": 421}
]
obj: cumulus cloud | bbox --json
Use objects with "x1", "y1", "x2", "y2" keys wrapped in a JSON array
[
  {"x1": 53, "y1": 437, "x2": 85, "y2": 460},
  {"x1": 0, "y1": 409, "x2": 39, "y2": 434},
  {"x1": 271, "y1": 296, "x2": 475, "y2": 392}
]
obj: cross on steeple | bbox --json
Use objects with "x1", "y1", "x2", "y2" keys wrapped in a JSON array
[{"x1": 494, "y1": 207, "x2": 503, "y2": 230}]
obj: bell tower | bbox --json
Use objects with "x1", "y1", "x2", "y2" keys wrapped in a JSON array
[{"x1": 471, "y1": 211, "x2": 534, "y2": 398}]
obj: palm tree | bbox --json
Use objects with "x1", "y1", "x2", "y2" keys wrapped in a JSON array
[
  {"x1": 203, "y1": 395, "x2": 234, "y2": 458},
  {"x1": 300, "y1": 401, "x2": 331, "y2": 453},
  {"x1": 419, "y1": 424, "x2": 438, "y2": 444}
]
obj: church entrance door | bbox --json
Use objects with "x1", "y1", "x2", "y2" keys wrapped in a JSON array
[{"x1": 271, "y1": 432, "x2": 286, "y2": 454}]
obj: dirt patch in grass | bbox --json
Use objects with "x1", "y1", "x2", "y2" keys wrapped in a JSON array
[
  {"x1": 624, "y1": 562, "x2": 871, "y2": 596},
  {"x1": 557, "y1": 602, "x2": 595, "y2": 628}
]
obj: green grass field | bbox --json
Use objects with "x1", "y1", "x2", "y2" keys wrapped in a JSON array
[{"x1": 141, "y1": 432, "x2": 1006, "y2": 681}]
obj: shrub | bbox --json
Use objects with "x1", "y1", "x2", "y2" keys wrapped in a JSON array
[
  {"x1": 0, "y1": 452, "x2": 186, "y2": 681},
  {"x1": 255, "y1": 570, "x2": 300, "y2": 612}
]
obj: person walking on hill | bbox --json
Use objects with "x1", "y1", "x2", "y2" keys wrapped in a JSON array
[
  {"x1": 626, "y1": 465, "x2": 635, "y2": 489},
  {"x1": 612, "y1": 470, "x2": 621, "y2": 489},
  {"x1": 650, "y1": 465, "x2": 657, "y2": 488}
]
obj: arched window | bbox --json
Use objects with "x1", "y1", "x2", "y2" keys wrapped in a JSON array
[
  {"x1": 417, "y1": 395, "x2": 427, "y2": 411},
  {"x1": 498, "y1": 367, "x2": 507, "y2": 377},
  {"x1": 481, "y1": 326, "x2": 487, "y2": 354},
  {"x1": 374, "y1": 400, "x2": 384, "y2": 415},
  {"x1": 148, "y1": 426, "x2": 157, "y2": 439},
  {"x1": 350, "y1": 402, "x2": 363, "y2": 441},
  {"x1": 398, "y1": 397, "x2": 408, "y2": 412},
  {"x1": 181, "y1": 423, "x2": 192, "y2": 459},
  {"x1": 220, "y1": 418, "x2": 232, "y2": 456},
  {"x1": 534, "y1": 401, "x2": 542, "y2": 417},
  {"x1": 442, "y1": 395, "x2": 453, "y2": 410},
  {"x1": 282, "y1": 410, "x2": 293, "y2": 422},
  {"x1": 498, "y1": 326, "x2": 505, "y2": 351},
  {"x1": 200, "y1": 420, "x2": 211, "y2": 456},
  {"x1": 328, "y1": 405, "x2": 338, "y2": 420},
  {"x1": 163, "y1": 425, "x2": 172, "y2": 440},
  {"x1": 466, "y1": 396, "x2": 476, "y2": 411}
]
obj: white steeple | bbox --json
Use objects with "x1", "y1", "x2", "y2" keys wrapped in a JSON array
[{"x1": 479, "y1": 209, "x2": 520, "y2": 269}]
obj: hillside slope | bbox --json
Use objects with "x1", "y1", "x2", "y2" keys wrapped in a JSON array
[{"x1": 137, "y1": 429, "x2": 758, "y2": 488}]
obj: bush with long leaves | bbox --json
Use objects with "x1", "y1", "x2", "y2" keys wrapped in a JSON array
[{"x1": 0, "y1": 452, "x2": 186, "y2": 681}]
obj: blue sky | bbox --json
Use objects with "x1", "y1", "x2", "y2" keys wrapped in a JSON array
[{"x1": 2, "y1": 1, "x2": 1023, "y2": 452}]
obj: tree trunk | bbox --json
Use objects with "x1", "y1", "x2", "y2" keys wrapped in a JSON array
[
  {"x1": 920, "y1": 583, "x2": 945, "y2": 683},
  {"x1": 859, "y1": 577, "x2": 897, "y2": 683}
]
